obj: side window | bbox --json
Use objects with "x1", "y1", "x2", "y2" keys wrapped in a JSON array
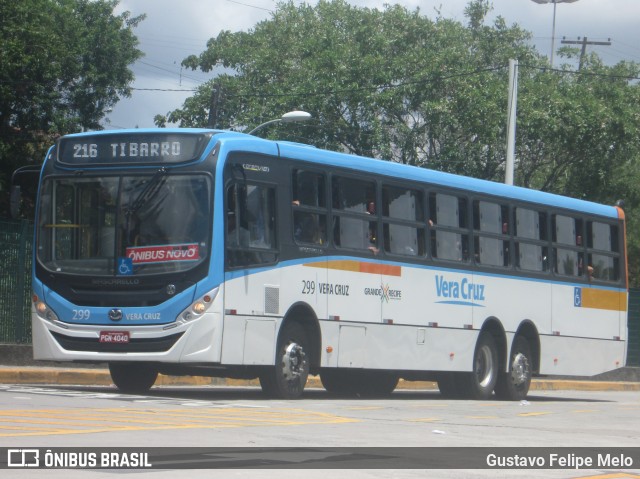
[
  {"x1": 552, "y1": 214, "x2": 584, "y2": 277},
  {"x1": 332, "y1": 176, "x2": 378, "y2": 254},
  {"x1": 382, "y1": 185, "x2": 426, "y2": 257},
  {"x1": 292, "y1": 169, "x2": 327, "y2": 246},
  {"x1": 514, "y1": 207, "x2": 549, "y2": 272},
  {"x1": 226, "y1": 182, "x2": 277, "y2": 267},
  {"x1": 472, "y1": 200, "x2": 510, "y2": 268},
  {"x1": 586, "y1": 221, "x2": 620, "y2": 282},
  {"x1": 429, "y1": 192, "x2": 469, "y2": 262}
]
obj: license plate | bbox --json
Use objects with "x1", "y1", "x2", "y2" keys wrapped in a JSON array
[{"x1": 99, "y1": 331, "x2": 130, "y2": 344}]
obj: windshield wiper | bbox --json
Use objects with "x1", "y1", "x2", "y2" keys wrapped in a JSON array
[{"x1": 127, "y1": 167, "x2": 168, "y2": 215}]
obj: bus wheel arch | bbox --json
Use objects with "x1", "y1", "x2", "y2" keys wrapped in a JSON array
[{"x1": 259, "y1": 302, "x2": 320, "y2": 399}]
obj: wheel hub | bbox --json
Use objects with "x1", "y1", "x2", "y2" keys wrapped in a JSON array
[
  {"x1": 510, "y1": 352, "x2": 531, "y2": 386},
  {"x1": 476, "y1": 345, "x2": 495, "y2": 388},
  {"x1": 282, "y1": 342, "x2": 306, "y2": 380}
]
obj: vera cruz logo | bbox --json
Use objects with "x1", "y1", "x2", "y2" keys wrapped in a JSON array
[{"x1": 435, "y1": 275, "x2": 486, "y2": 307}]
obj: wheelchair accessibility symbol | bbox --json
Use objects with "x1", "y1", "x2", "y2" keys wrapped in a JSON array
[
  {"x1": 574, "y1": 287, "x2": 582, "y2": 307},
  {"x1": 118, "y1": 257, "x2": 133, "y2": 276}
]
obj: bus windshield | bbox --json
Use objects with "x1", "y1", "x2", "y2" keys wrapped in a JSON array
[{"x1": 37, "y1": 173, "x2": 211, "y2": 276}]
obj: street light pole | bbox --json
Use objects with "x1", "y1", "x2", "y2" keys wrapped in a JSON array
[
  {"x1": 530, "y1": 0, "x2": 580, "y2": 67},
  {"x1": 248, "y1": 111, "x2": 312, "y2": 136},
  {"x1": 550, "y1": 0, "x2": 558, "y2": 67}
]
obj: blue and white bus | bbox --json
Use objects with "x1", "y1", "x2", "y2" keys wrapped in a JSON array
[{"x1": 30, "y1": 129, "x2": 628, "y2": 399}]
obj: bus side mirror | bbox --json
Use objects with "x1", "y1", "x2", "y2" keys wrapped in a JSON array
[{"x1": 10, "y1": 185, "x2": 22, "y2": 219}]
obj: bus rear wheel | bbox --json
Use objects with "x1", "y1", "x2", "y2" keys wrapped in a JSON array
[
  {"x1": 495, "y1": 336, "x2": 532, "y2": 401},
  {"x1": 458, "y1": 331, "x2": 498, "y2": 400},
  {"x1": 260, "y1": 322, "x2": 309, "y2": 399},
  {"x1": 109, "y1": 362, "x2": 158, "y2": 394}
]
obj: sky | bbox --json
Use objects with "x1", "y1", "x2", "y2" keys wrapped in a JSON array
[{"x1": 106, "y1": 0, "x2": 640, "y2": 130}]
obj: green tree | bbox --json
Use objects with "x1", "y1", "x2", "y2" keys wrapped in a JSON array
[
  {"x1": 0, "y1": 0, "x2": 144, "y2": 215},
  {"x1": 162, "y1": 0, "x2": 541, "y2": 166},
  {"x1": 163, "y1": 0, "x2": 640, "y2": 284}
]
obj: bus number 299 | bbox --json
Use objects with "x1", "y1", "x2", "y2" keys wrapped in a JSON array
[{"x1": 301, "y1": 280, "x2": 315, "y2": 295}]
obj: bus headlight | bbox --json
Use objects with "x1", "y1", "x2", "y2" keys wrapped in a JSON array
[
  {"x1": 180, "y1": 287, "x2": 219, "y2": 322},
  {"x1": 33, "y1": 294, "x2": 59, "y2": 322}
]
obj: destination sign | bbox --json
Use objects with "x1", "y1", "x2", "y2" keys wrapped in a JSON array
[{"x1": 56, "y1": 132, "x2": 212, "y2": 166}]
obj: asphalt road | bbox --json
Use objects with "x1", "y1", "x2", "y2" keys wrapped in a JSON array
[{"x1": 0, "y1": 384, "x2": 638, "y2": 479}]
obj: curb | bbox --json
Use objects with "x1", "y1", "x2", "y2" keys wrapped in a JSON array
[{"x1": 1, "y1": 367, "x2": 639, "y2": 392}]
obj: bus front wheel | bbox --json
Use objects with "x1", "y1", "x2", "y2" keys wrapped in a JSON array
[
  {"x1": 109, "y1": 362, "x2": 158, "y2": 394},
  {"x1": 495, "y1": 336, "x2": 532, "y2": 401},
  {"x1": 260, "y1": 322, "x2": 309, "y2": 399}
]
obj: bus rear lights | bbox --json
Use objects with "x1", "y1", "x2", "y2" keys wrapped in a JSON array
[{"x1": 225, "y1": 309, "x2": 237, "y2": 315}]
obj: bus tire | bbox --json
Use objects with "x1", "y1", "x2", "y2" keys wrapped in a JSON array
[
  {"x1": 459, "y1": 331, "x2": 498, "y2": 400},
  {"x1": 355, "y1": 371, "x2": 399, "y2": 397},
  {"x1": 495, "y1": 336, "x2": 532, "y2": 401},
  {"x1": 109, "y1": 362, "x2": 158, "y2": 394},
  {"x1": 437, "y1": 372, "x2": 463, "y2": 398},
  {"x1": 320, "y1": 370, "x2": 354, "y2": 395},
  {"x1": 259, "y1": 321, "x2": 309, "y2": 399}
]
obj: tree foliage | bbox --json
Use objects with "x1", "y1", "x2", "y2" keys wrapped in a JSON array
[
  {"x1": 162, "y1": 0, "x2": 640, "y2": 284},
  {"x1": 0, "y1": 0, "x2": 144, "y2": 214}
]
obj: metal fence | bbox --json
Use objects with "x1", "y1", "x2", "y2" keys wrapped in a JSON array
[
  {"x1": 626, "y1": 288, "x2": 640, "y2": 366},
  {"x1": 0, "y1": 215, "x2": 638, "y2": 365},
  {"x1": 0, "y1": 218, "x2": 33, "y2": 343}
]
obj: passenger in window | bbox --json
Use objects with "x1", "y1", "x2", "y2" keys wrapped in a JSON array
[{"x1": 294, "y1": 212, "x2": 323, "y2": 245}]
